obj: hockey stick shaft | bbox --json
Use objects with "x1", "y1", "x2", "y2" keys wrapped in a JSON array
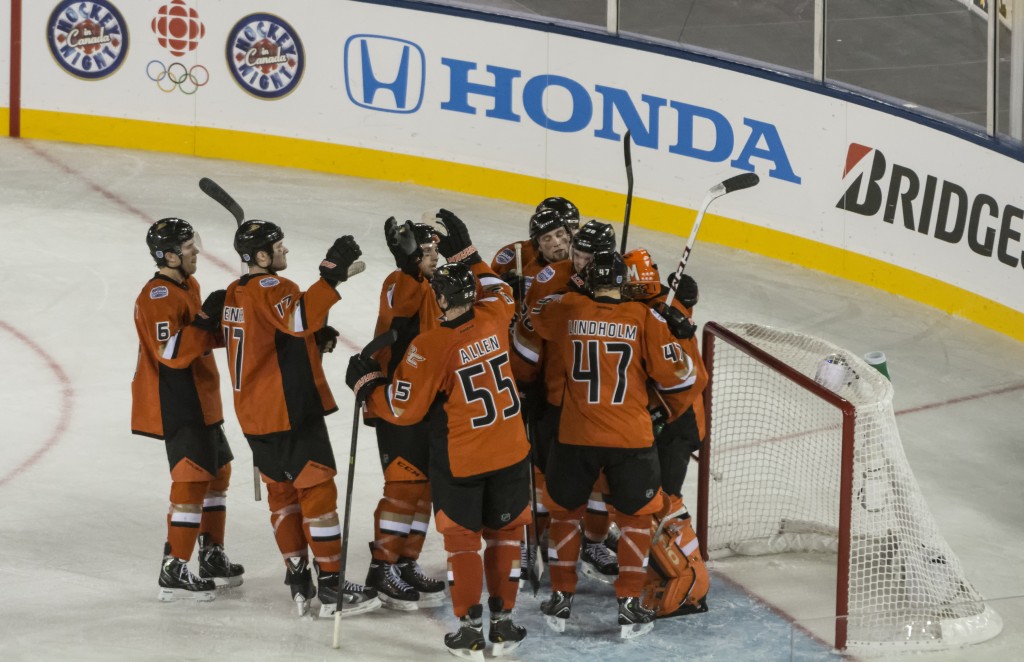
[
  {"x1": 515, "y1": 244, "x2": 543, "y2": 596},
  {"x1": 620, "y1": 130, "x2": 634, "y2": 254},
  {"x1": 198, "y1": 177, "x2": 265, "y2": 501},
  {"x1": 664, "y1": 172, "x2": 759, "y2": 308},
  {"x1": 333, "y1": 329, "x2": 399, "y2": 648}
]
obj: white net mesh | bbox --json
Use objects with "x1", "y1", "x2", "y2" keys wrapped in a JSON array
[{"x1": 703, "y1": 322, "x2": 1001, "y2": 651}]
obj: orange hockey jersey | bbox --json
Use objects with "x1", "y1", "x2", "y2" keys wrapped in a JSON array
[
  {"x1": 367, "y1": 278, "x2": 529, "y2": 479},
  {"x1": 510, "y1": 260, "x2": 576, "y2": 405},
  {"x1": 490, "y1": 240, "x2": 536, "y2": 279},
  {"x1": 221, "y1": 274, "x2": 340, "y2": 436},
  {"x1": 364, "y1": 270, "x2": 441, "y2": 421},
  {"x1": 642, "y1": 286, "x2": 707, "y2": 436},
  {"x1": 131, "y1": 274, "x2": 223, "y2": 439},
  {"x1": 529, "y1": 291, "x2": 694, "y2": 448}
]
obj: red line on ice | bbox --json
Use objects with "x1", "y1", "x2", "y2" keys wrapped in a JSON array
[{"x1": 0, "y1": 321, "x2": 74, "y2": 489}]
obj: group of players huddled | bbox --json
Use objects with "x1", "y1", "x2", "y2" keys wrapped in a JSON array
[{"x1": 131, "y1": 196, "x2": 710, "y2": 660}]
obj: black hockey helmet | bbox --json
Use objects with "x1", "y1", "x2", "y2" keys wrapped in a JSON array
[
  {"x1": 146, "y1": 217, "x2": 195, "y2": 266},
  {"x1": 536, "y1": 197, "x2": 580, "y2": 232},
  {"x1": 582, "y1": 250, "x2": 627, "y2": 294},
  {"x1": 412, "y1": 222, "x2": 438, "y2": 247},
  {"x1": 572, "y1": 220, "x2": 616, "y2": 255},
  {"x1": 430, "y1": 262, "x2": 477, "y2": 309},
  {"x1": 529, "y1": 209, "x2": 571, "y2": 247},
  {"x1": 234, "y1": 219, "x2": 284, "y2": 265}
]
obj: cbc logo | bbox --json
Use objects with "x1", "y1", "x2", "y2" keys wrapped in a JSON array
[{"x1": 146, "y1": 60, "x2": 209, "y2": 94}]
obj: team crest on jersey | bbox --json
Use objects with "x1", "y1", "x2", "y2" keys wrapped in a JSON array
[
  {"x1": 405, "y1": 345, "x2": 425, "y2": 368},
  {"x1": 47, "y1": 1, "x2": 129, "y2": 80},
  {"x1": 536, "y1": 265, "x2": 555, "y2": 283},
  {"x1": 226, "y1": 13, "x2": 304, "y2": 100},
  {"x1": 259, "y1": 276, "x2": 280, "y2": 287},
  {"x1": 495, "y1": 247, "x2": 515, "y2": 265},
  {"x1": 149, "y1": 285, "x2": 169, "y2": 299}
]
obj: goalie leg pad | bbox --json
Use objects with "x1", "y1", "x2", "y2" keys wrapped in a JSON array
[{"x1": 642, "y1": 512, "x2": 709, "y2": 618}]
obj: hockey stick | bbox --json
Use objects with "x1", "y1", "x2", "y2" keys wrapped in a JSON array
[
  {"x1": 619, "y1": 130, "x2": 634, "y2": 254},
  {"x1": 664, "y1": 172, "x2": 760, "y2": 308},
  {"x1": 333, "y1": 328, "x2": 399, "y2": 648},
  {"x1": 198, "y1": 177, "x2": 264, "y2": 502},
  {"x1": 199, "y1": 177, "x2": 245, "y2": 225},
  {"x1": 515, "y1": 243, "x2": 544, "y2": 597}
]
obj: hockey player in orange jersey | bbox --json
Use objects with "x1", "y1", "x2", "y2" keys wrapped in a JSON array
[
  {"x1": 360, "y1": 217, "x2": 446, "y2": 609},
  {"x1": 490, "y1": 197, "x2": 580, "y2": 302},
  {"x1": 219, "y1": 220, "x2": 380, "y2": 618},
  {"x1": 132, "y1": 218, "x2": 243, "y2": 602},
  {"x1": 512, "y1": 220, "x2": 621, "y2": 585},
  {"x1": 622, "y1": 248, "x2": 710, "y2": 617},
  {"x1": 348, "y1": 214, "x2": 532, "y2": 660},
  {"x1": 527, "y1": 250, "x2": 695, "y2": 639}
]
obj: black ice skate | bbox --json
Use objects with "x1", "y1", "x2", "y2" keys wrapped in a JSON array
[
  {"x1": 539, "y1": 590, "x2": 574, "y2": 633},
  {"x1": 444, "y1": 603, "x2": 485, "y2": 662},
  {"x1": 580, "y1": 538, "x2": 618, "y2": 585},
  {"x1": 366, "y1": 551, "x2": 420, "y2": 610},
  {"x1": 397, "y1": 556, "x2": 445, "y2": 607},
  {"x1": 158, "y1": 556, "x2": 215, "y2": 602},
  {"x1": 284, "y1": 556, "x2": 316, "y2": 616},
  {"x1": 316, "y1": 561, "x2": 382, "y2": 618},
  {"x1": 197, "y1": 533, "x2": 244, "y2": 588},
  {"x1": 617, "y1": 596, "x2": 656, "y2": 639},
  {"x1": 487, "y1": 597, "x2": 526, "y2": 657}
]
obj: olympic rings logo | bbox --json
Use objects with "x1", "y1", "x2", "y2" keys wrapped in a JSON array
[{"x1": 146, "y1": 60, "x2": 209, "y2": 94}]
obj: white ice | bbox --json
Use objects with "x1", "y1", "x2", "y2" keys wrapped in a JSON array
[{"x1": 0, "y1": 139, "x2": 1021, "y2": 661}]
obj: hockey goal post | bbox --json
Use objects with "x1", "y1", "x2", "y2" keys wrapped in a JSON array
[{"x1": 697, "y1": 322, "x2": 1001, "y2": 652}]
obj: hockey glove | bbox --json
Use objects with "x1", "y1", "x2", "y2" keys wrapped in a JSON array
[
  {"x1": 346, "y1": 353, "x2": 386, "y2": 403},
  {"x1": 435, "y1": 209, "x2": 480, "y2": 264},
  {"x1": 192, "y1": 289, "x2": 226, "y2": 333},
  {"x1": 649, "y1": 404, "x2": 670, "y2": 438},
  {"x1": 320, "y1": 236, "x2": 362, "y2": 286},
  {"x1": 501, "y1": 270, "x2": 524, "y2": 297},
  {"x1": 667, "y1": 273, "x2": 699, "y2": 309},
  {"x1": 385, "y1": 217, "x2": 423, "y2": 275},
  {"x1": 315, "y1": 325, "x2": 340, "y2": 354},
  {"x1": 655, "y1": 302, "x2": 697, "y2": 340}
]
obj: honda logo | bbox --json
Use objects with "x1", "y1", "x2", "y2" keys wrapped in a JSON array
[{"x1": 344, "y1": 34, "x2": 425, "y2": 113}]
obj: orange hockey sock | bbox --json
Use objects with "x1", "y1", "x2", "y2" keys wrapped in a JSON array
[
  {"x1": 199, "y1": 464, "x2": 231, "y2": 546},
  {"x1": 445, "y1": 532, "x2": 484, "y2": 618},
  {"x1": 371, "y1": 481, "x2": 423, "y2": 563},
  {"x1": 298, "y1": 480, "x2": 341, "y2": 572},
  {"x1": 613, "y1": 512, "x2": 654, "y2": 599},
  {"x1": 266, "y1": 480, "x2": 308, "y2": 562},
  {"x1": 400, "y1": 482, "x2": 432, "y2": 560},
  {"x1": 545, "y1": 506, "x2": 585, "y2": 593},
  {"x1": 483, "y1": 526, "x2": 525, "y2": 611}
]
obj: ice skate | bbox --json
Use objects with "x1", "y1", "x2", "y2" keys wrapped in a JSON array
[
  {"x1": 316, "y1": 562, "x2": 381, "y2": 617},
  {"x1": 618, "y1": 596, "x2": 655, "y2": 639},
  {"x1": 444, "y1": 603, "x2": 485, "y2": 661},
  {"x1": 284, "y1": 556, "x2": 316, "y2": 616},
  {"x1": 158, "y1": 556, "x2": 215, "y2": 602},
  {"x1": 366, "y1": 554, "x2": 420, "y2": 610},
  {"x1": 397, "y1": 556, "x2": 445, "y2": 607},
  {"x1": 539, "y1": 590, "x2": 573, "y2": 633},
  {"x1": 488, "y1": 597, "x2": 526, "y2": 656},
  {"x1": 580, "y1": 538, "x2": 618, "y2": 585},
  {"x1": 197, "y1": 533, "x2": 244, "y2": 588}
]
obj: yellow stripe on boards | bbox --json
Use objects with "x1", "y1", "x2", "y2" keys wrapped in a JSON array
[
  {"x1": 18, "y1": 109, "x2": 1024, "y2": 343},
  {"x1": 0, "y1": 107, "x2": 9, "y2": 137}
]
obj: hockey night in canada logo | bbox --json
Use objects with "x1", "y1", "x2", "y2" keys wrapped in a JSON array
[
  {"x1": 47, "y1": 0, "x2": 129, "y2": 80},
  {"x1": 837, "y1": 143, "x2": 1024, "y2": 269},
  {"x1": 226, "y1": 13, "x2": 304, "y2": 100}
]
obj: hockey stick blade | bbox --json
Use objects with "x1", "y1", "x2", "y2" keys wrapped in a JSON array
[
  {"x1": 722, "y1": 172, "x2": 760, "y2": 194},
  {"x1": 198, "y1": 177, "x2": 245, "y2": 226}
]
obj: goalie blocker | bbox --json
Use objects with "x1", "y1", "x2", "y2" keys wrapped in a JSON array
[{"x1": 641, "y1": 508, "x2": 709, "y2": 618}]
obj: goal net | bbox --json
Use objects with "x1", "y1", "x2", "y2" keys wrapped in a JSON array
[{"x1": 697, "y1": 322, "x2": 1001, "y2": 651}]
